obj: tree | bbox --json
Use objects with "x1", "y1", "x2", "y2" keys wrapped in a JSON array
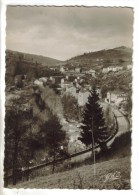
[
  {"x1": 119, "y1": 59, "x2": 125, "y2": 64},
  {"x1": 101, "y1": 85, "x2": 108, "y2": 99},
  {"x1": 61, "y1": 94, "x2": 79, "y2": 121},
  {"x1": 104, "y1": 104, "x2": 113, "y2": 127},
  {"x1": 78, "y1": 87, "x2": 110, "y2": 174},
  {"x1": 124, "y1": 95, "x2": 132, "y2": 114},
  {"x1": 40, "y1": 113, "x2": 66, "y2": 173},
  {"x1": 4, "y1": 106, "x2": 32, "y2": 185}
]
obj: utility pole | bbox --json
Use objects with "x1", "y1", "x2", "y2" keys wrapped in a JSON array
[{"x1": 91, "y1": 117, "x2": 96, "y2": 176}]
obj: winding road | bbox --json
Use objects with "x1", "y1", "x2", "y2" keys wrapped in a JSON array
[{"x1": 107, "y1": 104, "x2": 130, "y2": 146}]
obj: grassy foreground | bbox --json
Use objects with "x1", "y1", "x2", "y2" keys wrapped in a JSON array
[{"x1": 13, "y1": 155, "x2": 131, "y2": 189}]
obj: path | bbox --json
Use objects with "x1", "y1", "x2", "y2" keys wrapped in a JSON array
[{"x1": 103, "y1": 103, "x2": 130, "y2": 146}]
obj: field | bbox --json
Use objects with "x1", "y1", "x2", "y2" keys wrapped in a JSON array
[{"x1": 13, "y1": 155, "x2": 131, "y2": 189}]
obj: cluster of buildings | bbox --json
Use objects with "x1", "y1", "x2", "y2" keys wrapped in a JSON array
[
  {"x1": 102, "y1": 64, "x2": 132, "y2": 74},
  {"x1": 10, "y1": 55, "x2": 131, "y2": 109},
  {"x1": 32, "y1": 61, "x2": 131, "y2": 108},
  {"x1": 65, "y1": 85, "x2": 101, "y2": 107},
  {"x1": 105, "y1": 91, "x2": 129, "y2": 107},
  {"x1": 59, "y1": 66, "x2": 96, "y2": 78},
  {"x1": 33, "y1": 75, "x2": 101, "y2": 107},
  {"x1": 102, "y1": 66, "x2": 123, "y2": 73}
]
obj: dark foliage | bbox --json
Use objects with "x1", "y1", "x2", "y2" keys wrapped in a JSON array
[
  {"x1": 79, "y1": 87, "x2": 109, "y2": 149},
  {"x1": 61, "y1": 94, "x2": 79, "y2": 121},
  {"x1": 110, "y1": 131, "x2": 131, "y2": 152},
  {"x1": 101, "y1": 85, "x2": 108, "y2": 99},
  {"x1": 4, "y1": 107, "x2": 32, "y2": 185},
  {"x1": 34, "y1": 93, "x2": 46, "y2": 112},
  {"x1": 39, "y1": 113, "x2": 66, "y2": 173}
]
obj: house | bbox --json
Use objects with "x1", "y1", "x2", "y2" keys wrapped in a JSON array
[
  {"x1": 96, "y1": 88, "x2": 102, "y2": 99},
  {"x1": 84, "y1": 69, "x2": 96, "y2": 77},
  {"x1": 39, "y1": 77, "x2": 48, "y2": 86},
  {"x1": 84, "y1": 84, "x2": 91, "y2": 91},
  {"x1": 66, "y1": 75, "x2": 69, "y2": 80},
  {"x1": 105, "y1": 91, "x2": 128, "y2": 106},
  {"x1": 60, "y1": 66, "x2": 65, "y2": 73},
  {"x1": 102, "y1": 66, "x2": 123, "y2": 73},
  {"x1": 34, "y1": 79, "x2": 44, "y2": 87},
  {"x1": 49, "y1": 76, "x2": 55, "y2": 84},
  {"x1": 78, "y1": 89, "x2": 90, "y2": 106},
  {"x1": 129, "y1": 82, "x2": 132, "y2": 88},
  {"x1": 66, "y1": 86, "x2": 77, "y2": 98},
  {"x1": 117, "y1": 92, "x2": 129, "y2": 101},
  {"x1": 106, "y1": 92, "x2": 112, "y2": 103},
  {"x1": 89, "y1": 69, "x2": 96, "y2": 77},
  {"x1": 102, "y1": 67, "x2": 111, "y2": 73},
  {"x1": 61, "y1": 78, "x2": 65, "y2": 88},
  {"x1": 49, "y1": 67, "x2": 56, "y2": 71},
  {"x1": 75, "y1": 67, "x2": 81, "y2": 73},
  {"x1": 127, "y1": 65, "x2": 132, "y2": 70},
  {"x1": 61, "y1": 78, "x2": 73, "y2": 89},
  {"x1": 110, "y1": 66, "x2": 123, "y2": 72},
  {"x1": 67, "y1": 68, "x2": 75, "y2": 74},
  {"x1": 116, "y1": 66, "x2": 123, "y2": 71}
]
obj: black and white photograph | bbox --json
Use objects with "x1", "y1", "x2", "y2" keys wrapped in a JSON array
[{"x1": 1, "y1": 4, "x2": 136, "y2": 191}]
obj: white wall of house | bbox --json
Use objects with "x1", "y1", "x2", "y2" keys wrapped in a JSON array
[
  {"x1": 75, "y1": 68, "x2": 81, "y2": 73},
  {"x1": 66, "y1": 86, "x2": 77, "y2": 98},
  {"x1": 127, "y1": 65, "x2": 132, "y2": 70},
  {"x1": 39, "y1": 77, "x2": 48, "y2": 83},
  {"x1": 85, "y1": 69, "x2": 96, "y2": 77},
  {"x1": 102, "y1": 66, "x2": 123, "y2": 73},
  {"x1": 60, "y1": 67, "x2": 65, "y2": 72},
  {"x1": 78, "y1": 91, "x2": 90, "y2": 106},
  {"x1": 34, "y1": 79, "x2": 44, "y2": 87},
  {"x1": 105, "y1": 91, "x2": 128, "y2": 106}
]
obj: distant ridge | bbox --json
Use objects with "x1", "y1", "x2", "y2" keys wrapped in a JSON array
[
  {"x1": 68, "y1": 46, "x2": 132, "y2": 60},
  {"x1": 65, "y1": 46, "x2": 132, "y2": 67},
  {"x1": 113, "y1": 46, "x2": 132, "y2": 52},
  {"x1": 6, "y1": 45, "x2": 132, "y2": 69},
  {"x1": 6, "y1": 49, "x2": 63, "y2": 66}
]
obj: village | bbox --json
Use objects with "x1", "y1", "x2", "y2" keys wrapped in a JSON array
[{"x1": 11, "y1": 58, "x2": 132, "y2": 114}]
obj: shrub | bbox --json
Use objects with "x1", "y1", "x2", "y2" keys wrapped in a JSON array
[{"x1": 110, "y1": 131, "x2": 131, "y2": 152}]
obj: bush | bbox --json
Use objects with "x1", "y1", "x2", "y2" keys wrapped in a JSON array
[{"x1": 110, "y1": 131, "x2": 131, "y2": 152}]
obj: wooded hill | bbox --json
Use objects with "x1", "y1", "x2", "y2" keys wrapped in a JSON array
[
  {"x1": 66, "y1": 46, "x2": 132, "y2": 68},
  {"x1": 5, "y1": 50, "x2": 63, "y2": 86},
  {"x1": 6, "y1": 49, "x2": 63, "y2": 67}
]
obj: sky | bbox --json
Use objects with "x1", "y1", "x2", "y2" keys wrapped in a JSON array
[{"x1": 6, "y1": 6, "x2": 133, "y2": 61}]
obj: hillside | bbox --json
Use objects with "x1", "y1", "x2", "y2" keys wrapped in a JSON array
[
  {"x1": 14, "y1": 156, "x2": 130, "y2": 189},
  {"x1": 5, "y1": 50, "x2": 63, "y2": 86},
  {"x1": 6, "y1": 49, "x2": 63, "y2": 67},
  {"x1": 66, "y1": 46, "x2": 132, "y2": 68},
  {"x1": 12, "y1": 142, "x2": 131, "y2": 189}
]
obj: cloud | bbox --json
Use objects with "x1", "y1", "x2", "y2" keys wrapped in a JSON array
[{"x1": 6, "y1": 6, "x2": 133, "y2": 60}]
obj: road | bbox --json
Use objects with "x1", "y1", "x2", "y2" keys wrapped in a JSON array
[
  {"x1": 113, "y1": 107, "x2": 129, "y2": 134},
  {"x1": 103, "y1": 103, "x2": 130, "y2": 146}
]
